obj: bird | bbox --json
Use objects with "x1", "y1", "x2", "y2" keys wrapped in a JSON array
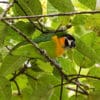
[
  {"x1": 51, "y1": 34, "x2": 75, "y2": 57},
  {"x1": 12, "y1": 33, "x2": 75, "y2": 58}
]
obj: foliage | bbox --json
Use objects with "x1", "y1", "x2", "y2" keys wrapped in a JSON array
[{"x1": 0, "y1": 0, "x2": 100, "y2": 100}]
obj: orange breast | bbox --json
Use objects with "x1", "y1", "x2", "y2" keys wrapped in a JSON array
[{"x1": 52, "y1": 35, "x2": 65, "y2": 57}]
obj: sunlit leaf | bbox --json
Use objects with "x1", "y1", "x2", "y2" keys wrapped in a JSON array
[
  {"x1": 48, "y1": 0, "x2": 74, "y2": 12},
  {"x1": 78, "y1": 0, "x2": 96, "y2": 10},
  {"x1": 13, "y1": 0, "x2": 42, "y2": 16}
]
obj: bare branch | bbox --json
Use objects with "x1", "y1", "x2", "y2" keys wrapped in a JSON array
[{"x1": 1, "y1": 10, "x2": 100, "y2": 20}]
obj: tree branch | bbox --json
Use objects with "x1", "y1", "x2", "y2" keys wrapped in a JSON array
[{"x1": 1, "y1": 10, "x2": 100, "y2": 20}]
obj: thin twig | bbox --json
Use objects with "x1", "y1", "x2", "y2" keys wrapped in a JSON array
[
  {"x1": 13, "y1": 80, "x2": 21, "y2": 95},
  {"x1": 78, "y1": 84, "x2": 89, "y2": 95},
  {"x1": 1, "y1": 10, "x2": 100, "y2": 20},
  {"x1": 66, "y1": 87, "x2": 87, "y2": 95},
  {"x1": 5, "y1": 46, "x2": 11, "y2": 51},
  {"x1": 71, "y1": 80, "x2": 89, "y2": 95}
]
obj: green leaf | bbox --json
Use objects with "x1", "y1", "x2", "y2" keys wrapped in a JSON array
[
  {"x1": 75, "y1": 37, "x2": 96, "y2": 64},
  {"x1": 48, "y1": 0, "x2": 74, "y2": 27},
  {"x1": 36, "y1": 60, "x2": 53, "y2": 73},
  {"x1": 84, "y1": 15, "x2": 100, "y2": 31},
  {"x1": 72, "y1": 15, "x2": 87, "y2": 25},
  {"x1": 0, "y1": 76, "x2": 11, "y2": 100},
  {"x1": 21, "y1": 87, "x2": 34, "y2": 100},
  {"x1": 48, "y1": 0, "x2": 74, "y2": 12},
  {"x1": 0, "y1": 55, "x2": 26, "y2": 76},
  {"x1": 16, "y1": 75, "x2": 28, "y2": 90},
  {"x1": 11, "y1": 44, "x2": 44, "y2": 59},
  {"x1": 73, "y1": 25, "x2": 87, "y2": 36},
  {"x1": 73, "y1": 32, "x2": 96, "y2": 68},
  {"x1": 93, "y1": 37, "x2": 100, "y2": 63},
  {"x1": 78, "y1": 0, "x2": 96, "y2": 10},
  {"x1": 57, "y1": 57, "x2": 76, "y2": 74},
  {"x1": 87, "y1": 67, "x2": 100, "y2": 89},
  {"x1": 13, "y1": 0, "x2": 42, "y2": 16},
  {"x1": 47, "y1": 1, "x2": 58, "y2": 14},
  {"x1": 73, "y1": 49, "x2": 95, "y2": 68},
  {"x1": 14, "y1": 21, "x2": 35, "y2": 36},
  {"x1": 81, "y1": 32, "x2": 100, "y2": 63},
  {"x1": 81, "y1": 32, "x2": 96, "y2": 47}
]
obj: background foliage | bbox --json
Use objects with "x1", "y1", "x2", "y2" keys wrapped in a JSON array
[{"x1": 0, "y1": 0, "x2": 100, "y2": 100}]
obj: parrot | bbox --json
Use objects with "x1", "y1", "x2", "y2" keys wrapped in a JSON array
[{"x1": 11, "y1": 32, "x2": 75, "y2": 59}]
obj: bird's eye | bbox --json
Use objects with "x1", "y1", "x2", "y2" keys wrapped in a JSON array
[
  {"x1": 64, "y1": 34, "x2": 75, "y2": 48},
  {"x1": 64, "y1": 38, "x2": 69, "y2": 47}
]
